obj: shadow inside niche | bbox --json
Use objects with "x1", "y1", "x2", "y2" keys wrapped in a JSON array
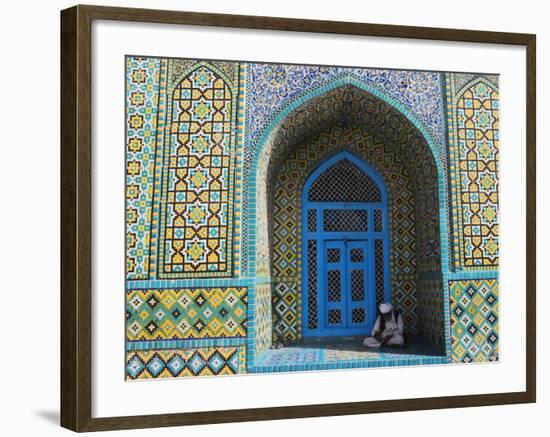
[
  {"x1": 34, "y1": 410, "x2": 59, "y2": 425},
  {"x1": 289, "y1": 335, "x2": 446, "y2": 357}
]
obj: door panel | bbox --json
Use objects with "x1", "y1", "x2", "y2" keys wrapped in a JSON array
[
  {"x1": 320, "y1": 240, "x2": 373, "y2": 334},
  {"x1": 324, "y1": 240, "x2": 346, "y2": 329},
  {"x1": 346, "y1": 240, "x2": 371, "y2": 329}
]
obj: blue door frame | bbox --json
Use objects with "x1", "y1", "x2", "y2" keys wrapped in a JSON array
[{"x1": 301, "y1": 151, "x2": 391, "y2": 338}]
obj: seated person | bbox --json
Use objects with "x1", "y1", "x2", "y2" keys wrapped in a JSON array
[{"x1": 363, "y1": 303, "x2": 404, "y2": 348}]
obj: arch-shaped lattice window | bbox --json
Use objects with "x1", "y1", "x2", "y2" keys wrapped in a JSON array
[{"x1": 308, "y1": 158, "x2": 382, "y2": 203}]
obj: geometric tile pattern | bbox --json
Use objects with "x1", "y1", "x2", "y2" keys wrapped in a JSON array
[
  {"x1": 446, "y1": 75, "x2": 500, "y2": 268},
  {"x1": 246, "y1": 64, "x2": 445, "y2": 164},
  {"x1": 450, "y1": 279, "x2": 499, "y2": 362},
  {"x1": 254, "y1": 283, "x2": 272, "y2": 355},
  {"x1": 241, "y1": 65, "x2": 445, "y2": 275},
  {"x1": 253, "y1": 342, "x2": 446, "y2": 372},
  {"x1": 124, "y1": 55, "x2": 501, "y2": 378},
  {"x1": 125, "y1": 56, "x2": 161, "y2": 280},
  {"x1": 159, "y1": 65, "x2": 237, "y2": 276},
  {"x1": 256, "y1": 83, "x2": 447, "y2": 349},
  {"x1": 272, "y1": 280, "x2": 301, "y2": 341},
  {"x1": 254, "y1": 151, "x2": 270, "y2": 278},
  {"x1": 259, "y1": 84, "x2": 443, "y2": 276},
  {"x1": 272, "y1": 124, "x2": 418, "y2": 341},
  {"x1": 125, "y1": 58, "x2": 244, "y2": 282},
  {"x1": 126, "y1": 346, "x2": 246, "y2": 379},
  {"x1": 417, "y1": 276, "x2": 446, "y2": 347},
  {"x1": 124, "y1": 58, "x2": 247, "y2": 381},
  {"x1": 126, "y1": 287, "x2": 247, "y2": 341}
]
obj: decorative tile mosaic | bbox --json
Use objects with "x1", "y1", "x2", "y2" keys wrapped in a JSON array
[
  {"x1": 246, "y1": 65, "x2": 445, "y2": 161},
  {"x1": 272, "y1": 279, "x2": 301, "y2": 341},
  {"x1": 446, "y1": 74, "x2": 500, "y2": 269},
  {"x1": 417, "y1": 276, "x2": 446, "y2": 347},
  {"x1": 250, "y1": 83, "x2": 450, "y2": 355},
  {"x1": 271, "y1": 124, "x2": 418, "y2": 340},
  {"x1": 254, "y1": 283, "x2": 272, "y2": 356},
  {"x1": 126, "y1": 287, "x2": 247, "y2": 342},
  {"x1": 451, "y1": 73, "x2": 499, "y2": 98},
  {"x1": 252, "y1": 343, "x2": 446, "y2": 372},
  {"x1": 450, "y1": 279, "x2": 499, "y2": 362},
  {"x1": 125, "y1": 56, "x2": 162, "y2": 280},
  {"x1": 242, "y1": 71, "x2": 446, "y2": 276},
  {"x1": 157, "y1": 62, "x2": 242, "y2": 277},
  {"x1": 124, "y1": 56, "x2": 500, "y2": 378},
  {"x1": 126, "y1": 346, "x2": 246, "y2": 379},
  {"x1": 251, "y1": 84, "x2": 444, "y2": 272}
]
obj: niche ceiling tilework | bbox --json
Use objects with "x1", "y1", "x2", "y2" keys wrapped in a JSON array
[
  {"x1": 246, "y1": 65, "x2": 444, "y2": 158},
  {"x1": 450, "y1": 279, "x2": 499, "y2": 363},
  {"x1": 255, "y1": 83, "x2": 448, "y2": 354},
  {"x1": 241, "y1": 67, "x2": 445, "y2": 275},
  {"x1": 272, "y1": 124, "x2": 418, "y2": 341},
  {"x1": 254, "y1": 84, "x2": 444, "y2": 280},
  {"x1": 446, "y1": 74, "x2": 500, "y2": 269}
]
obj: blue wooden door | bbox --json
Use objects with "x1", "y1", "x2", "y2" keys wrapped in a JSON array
[
  {"x1": 324, "y1": 240, "x2": 347, "y2": 329},
  {"x1": 302, "y1": 151, "x2": 390, "y2": 338},
  {"x1": 323, "y1": 239, "x2": 374, "y2": 334},
  {"x1": 345, "y1": 240, "x2": 372, "y2": 329}
]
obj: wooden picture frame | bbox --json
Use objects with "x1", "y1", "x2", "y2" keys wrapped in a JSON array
[{"x1": 60, "y1": 4, "x2": 536, "y2": 432}]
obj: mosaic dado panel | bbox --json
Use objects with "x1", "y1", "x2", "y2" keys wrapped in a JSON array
[
  {"x1": 417, "y1": 276, "x2": 446, "y2": 347},
  {"x1": 126, "y1": 287, "x2": 247, "y2": 342},
  {"x1": 450, "y1": 279, "x2": 499, "y2": 363},
  {"x1": 126, "y1": 346, "x2": 246, "y2": 379},
  {"x1": 271, "y1": 124, "x2": 418, "y2": 341},
  {"x1": 446, "y1": 74, "x2": 500, "y2": 269}
]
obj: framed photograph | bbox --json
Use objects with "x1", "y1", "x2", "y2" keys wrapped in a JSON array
[{"x1": 60, "y1": 4, "x2": 536, "y2": 432}]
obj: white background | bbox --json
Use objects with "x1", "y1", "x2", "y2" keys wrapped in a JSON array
[{"x1": 0, "y1": 0, "x2": 547, "y2": 436}]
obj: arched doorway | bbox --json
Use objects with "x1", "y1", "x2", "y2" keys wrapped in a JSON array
[
  {"x1": 301, "y1": 151, "x2": 390, "y2": 337},
  {"x1": 247, "y1": 81, "x2": 451, "y2": 370}
]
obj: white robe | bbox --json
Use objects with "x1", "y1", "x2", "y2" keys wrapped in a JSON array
[{"x1": 363, "y1": 310, "x2": 404, "y2": 348}]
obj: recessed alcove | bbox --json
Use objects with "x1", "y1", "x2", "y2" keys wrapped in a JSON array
[{"x1": 247, "y1": 83, "x2": 449, "y2": 372}]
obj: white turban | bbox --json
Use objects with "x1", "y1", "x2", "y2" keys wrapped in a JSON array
[{"x1": 379, "y1": 303, "x2": 393, "y2": 314}]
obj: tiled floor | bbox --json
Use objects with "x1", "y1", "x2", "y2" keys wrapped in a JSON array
[{"x1": 249, "y1": 337, "x2": 447, "y2": 373}]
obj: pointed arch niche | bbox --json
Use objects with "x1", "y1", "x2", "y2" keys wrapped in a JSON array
[{"x1": 247, "y1": 81, "x2": 450, "y2": 372}]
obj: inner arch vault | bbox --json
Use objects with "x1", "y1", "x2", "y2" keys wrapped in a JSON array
[{"x1": 248, "y1": 81, "x2": 451, "y2": 367}]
